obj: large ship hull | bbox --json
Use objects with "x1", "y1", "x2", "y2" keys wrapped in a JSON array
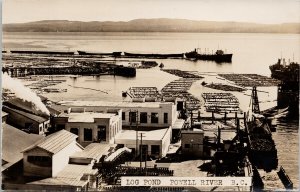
[
  {"x1": 77, "y1": 51, "x2": 122, "y2": 57},
  {"x1": 270, "y1": 59, "x2": 299, "y2": 118},
  {"x1": 185, "y1": 51, "x2": 232, "y2": 62},
  {"x1": 124, "y1": 52, "x2": 183, "y2": 58}
]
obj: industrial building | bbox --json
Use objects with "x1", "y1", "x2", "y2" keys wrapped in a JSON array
[
  {"x1": 22, "y1": 130, "x2": 83, "y2": 177},
  {"x1": 3, "y1": 129, "x2": 114, "y2": 191},
  {"x1": 1, "y1": 112, "x2": 44, "y2": 172},
  {"x1": 54, "y1": 101, "x2": 184, "y2": 158},
  {"x1": 53, "y1": 107, "x2": 122, "y2": 147},
  {"x1": 181, "y1": 129, "x2": 204, "y2": 158},
  {"x1": 114, "y1": 127, "x2": 172, "y2": 158},
  {"x1": 57, "y1": 101, "x2": 179, "y2": 129},
  {"x1": 2, "y1": 105, "x2": 49, "y2": 135}
]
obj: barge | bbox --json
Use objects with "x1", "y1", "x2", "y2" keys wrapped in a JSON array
[
  {"x1": 124, "y1": 52, "x2": 184, "y2": 58},
  {"x1": 10, "y1": 50, "x2": 75, "y2": 55},
  {"x1": 185, "y1": 49, "x2": 232, "y2": 62}
]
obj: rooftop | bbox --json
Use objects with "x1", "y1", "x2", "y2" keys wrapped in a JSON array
[
  {"x1": 3, "y1": 106, "x2": 48, "y2": 123},
  {"x1": 59, "y1": 112, "x2": 116, "y2": 123},
  {"x1": 28, "y1": 164, "x2": 96, "y2": 187},
  {"x1": 2, "y1": 124, "x2": 43, "y2": 170},
  {"x1": 115, "y1": 128, "x2": 169, "y2": 141},
  {"x1": 22, "y1": 130, "x2": 81, "y2": 154},
  {"x1": 70, "y1": 143, "x2": 112, "y2": 161},
  {"x1": 58, "y1": 100, "x2": 173, "y2": 108}
]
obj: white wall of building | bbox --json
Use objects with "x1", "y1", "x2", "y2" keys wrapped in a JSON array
[{"x1": 52, "y1": 141, "x2": 83, "y2": 176}]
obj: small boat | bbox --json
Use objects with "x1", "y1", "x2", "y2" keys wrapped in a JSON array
[
  {"x1": 185, "y1": 49, "x2": 232, "y2": 63},
  {"x1": 77, "y1": 51, "x2": 122, "y2": 57},
  {"x1": 124, "y1": 52, "x2": 183, "y2": 59},
  {"x1": 159, "y1": 63, "x2": 164, "y2": 68}
]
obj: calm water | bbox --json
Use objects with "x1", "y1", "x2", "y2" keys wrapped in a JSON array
[
  {"x1": 3, "y1": 32, "x2": 300, "y2": 75},
  {"x1": 3, "y1": 32, "x2": 299, "y2": 188}
]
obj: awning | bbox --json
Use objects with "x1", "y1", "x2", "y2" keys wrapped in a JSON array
[{"x1": 104, "y1": 147, "x2": 132, "y2": 162}]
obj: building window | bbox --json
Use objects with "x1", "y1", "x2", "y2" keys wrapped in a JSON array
[
  {"x1": 129, "y1": 112, "x2": 137, "y2": 123},
  {"x1": 151, "y1": 113, "x2": 159, "y2": 124},
  {"x1": 122, "y1": 112, "x2": 126, "y2": 120},
  {"x1": 151, "y1": 145, "x2": 160, "y2": 156},
  {"x1": 184, "y1": 144, "x2": 190, "y2": 148},
  {"x1": 27, "y1": 156, "x2": 52, "y2": 167},
  {"x1": 164, "y1": 113, "x2": 168, "y2": 124},
  {"x1": 70, "y1": 128, "x2": 79, "y2": 136},
  {"x1": 98, "y1": 126, "x2": 106, "y2": 141},
  {"x1": 140, "y1": 112, "x2": 147, "y2": 123},
  {"x1": 84, "y1": 128, "x2": 93, "y2": 141}
]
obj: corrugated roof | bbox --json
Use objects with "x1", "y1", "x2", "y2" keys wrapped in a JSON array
[
  {"x1": 56, "y1": 164, "x2": 97, "y2": 180},
  {"x1": 28, "y1": 177, "x2": 88, "y2": 187},
  {"x1": 22, "y1": 130, "x2": 78, "y2": 154},
  {"x1": 2, "y1": 124, "x2": 43, "y2": 170},
  {"x1": 58, "y1": 100, "x2": 170, "y2": 108},
  {"x1": 70, "y1": 143, "x2": 111, "y2": 161},
  {"x1": 3, "y1": 106, "x2": 48, "y2": 123}
]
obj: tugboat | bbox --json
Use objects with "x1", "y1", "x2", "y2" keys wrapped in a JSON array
[
  {"x1": 269, "y1": 59, "x2": 299, "y2": 118},
  {"x1": 185, "y1": 49, "x2": 233, "y2": 63}
]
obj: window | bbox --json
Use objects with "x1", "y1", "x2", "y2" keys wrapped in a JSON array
[
  {"x1": 184, "y1": 144, "x2": 190, "y2": 148},
  {"x1": 70, "y1": 128, "x2": 79, "y2": 136},
  {"x1": 140, "y1": 112, "x2": 147, "y2": 123},
  {"x1": 151, "y1": 113, "x2": 159, "y2": 124},
  {"x1": 129, "y1": 112, "x2": 137, "y2": 123},
  {"x1": 84, "y1": 128, "x2": 93, "y2": 141},
  {"x1": 164, "y1": 113, "x2": 168, "y2": 124},
  {"x1": 98, "y1": 126, "x2": 106, "y2": 141},
  {"x1": 122, "y1": 112, "x2": 126, "y2": 120},
  {"x1": 151, "y1": 145, "x2": 160, "y2": 156},
  {"x1": 27, "y1": 156, "x2": 52, "y2": 167}
]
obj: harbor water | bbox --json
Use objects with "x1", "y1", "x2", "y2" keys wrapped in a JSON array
[{"x1": 3, "y1": 32, "x2": 299, "y2": 188}]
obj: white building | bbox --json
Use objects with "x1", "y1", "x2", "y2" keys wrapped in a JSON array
[
  {"x1": 22, "y1": 130, "x2": 83, "y2": 178},
  {"x1": 114, "y1": 127, "x2": 172, "y2": 158},
  {"x1": 53, "y1": 108, "x2": 122, "y2": 147},
  {"x1": 57, "y1": 101, "x2": 178, "y2": 129},
  {"x1": 54, "y1": 101, "x2": 185, "y2": 158}
]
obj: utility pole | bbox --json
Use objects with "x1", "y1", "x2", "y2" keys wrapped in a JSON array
[
  {"x1": 135, "y1": 110, "x2": 138, "y2": 159},
  {"x1": 140, "y1": 133, "x2": 145, "y2": 174}
]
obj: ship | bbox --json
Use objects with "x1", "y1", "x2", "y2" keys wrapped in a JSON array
[
  {"x1": 185, "y1": 49, "x2": 232, "y2": 62},
  {"x1": 77, "y1": 51, "x2": 122, "y2": 57},
  {"x1": 10, "y1": 50, "x2": 75, "y2": 55},
  {"x1": 269, "y1": 59, "x2": 299, "y2": 118},
  {"x1": 123, "y1": 52, "x2": 183, "y2": 59}
]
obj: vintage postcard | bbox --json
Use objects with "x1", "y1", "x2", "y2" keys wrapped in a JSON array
[{"x1": 1, "y1": 0, "x2": 299, "y2": 191}]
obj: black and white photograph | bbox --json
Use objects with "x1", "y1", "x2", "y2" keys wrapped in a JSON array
[{"x1": 1, "y1": 0, "x2": 299, "y2": 191}]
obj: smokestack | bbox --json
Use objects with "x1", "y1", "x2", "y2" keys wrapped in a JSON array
[{"x1": 2, "y1": 72, "x2": 50, "y2": 116}]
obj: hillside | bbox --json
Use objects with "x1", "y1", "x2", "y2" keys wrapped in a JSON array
[{"x1": 3, "y1": 19, "x2": 300, "y2": 33}]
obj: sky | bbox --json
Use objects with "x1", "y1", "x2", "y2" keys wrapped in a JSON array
[{"x1": 2, "y1": 0, "x2": 300, "y2": 24}]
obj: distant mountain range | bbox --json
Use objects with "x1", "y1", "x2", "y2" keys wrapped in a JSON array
[{"x1": 3, "y1": 19, "x2": 300, "y2": 33}]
